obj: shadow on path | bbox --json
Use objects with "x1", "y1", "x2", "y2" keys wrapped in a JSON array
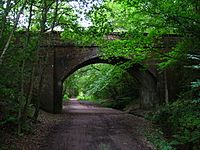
[{"x1": 41, "y1": 98, "x2": 154, "y2": 150}]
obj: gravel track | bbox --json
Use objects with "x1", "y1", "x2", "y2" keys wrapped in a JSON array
[{"x1": 40, "y1": 99, "x2": 154, "y2": 150}]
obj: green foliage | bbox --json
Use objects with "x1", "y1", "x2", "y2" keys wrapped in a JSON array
[
  {"x1": 148, "y1": 51, "x2": 200, "y2": 150},
  {"x1": 63, "y1": 94, "x2": 69, "y2": 101},
  {"x1": 146, "y1": 128, "x2": 175, "y2": 150},
  {"x1": 61, "y1": 0, "x2": 200, "y2": 71},
  {"x1": 149, "y1": 100, "x2": 200, "y2": 150},
  {"x1": 77, "y1": 94, "x2": 94, "y2": 102},
  {"x1": 189, "y1": 54, "x2": 200, "y2": 104},
  {"x1": 63, "y1": 64, "x2": 139, "y2": 110},
  {"x1": 0, "y1": 37, "x2": 37, "y2": 132},
  {"x1": 0, "y1": 1, "x2": 199, "y2": 148},
  {"x1": 0, "y1": 0, "x2": 80, "y2": 137}
]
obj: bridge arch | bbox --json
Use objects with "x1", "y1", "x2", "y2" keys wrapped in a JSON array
[
  {"x1": 39, "y1": 46, "x2": 158, "y2": 113},
  {"x1": 36, "y1": 33, "x2": 181, "y2": 113},
  {"x1": 54, "y1": 56, "x2": 158, "y2": 113}
]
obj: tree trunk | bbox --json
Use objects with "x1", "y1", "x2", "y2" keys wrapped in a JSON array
[
  {"x1": 0, "y1": 0, "x2": 28, "y2": 64},
  {"x1": 0, "y1": 0, "x2": 12, "y2": 39},
  {"x1": 33, "y1": 68, "x2": 44, "y2": 120},
  {"x1": 51, "y1": 0, "x2": 59, "y2": 31},
  {"x1": 21, "y1": 0, "x2": 34, "y2": 120},
  {"x1": 164, "y1": 70, "x2": 169, "y2": 104},
  {"x1": 17, "y1": 59, "x2": 25, "y2": 135}
]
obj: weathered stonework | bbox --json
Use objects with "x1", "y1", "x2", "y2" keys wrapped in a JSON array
[{"x1": 38, "y1": 32, "x2": 181, "y2": 113}]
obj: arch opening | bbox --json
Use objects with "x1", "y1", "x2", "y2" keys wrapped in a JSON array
[
  {"x1": 53, "y1": 57, "x2": 158, "y2": 113},
  {"x1": 62, "y1": 63, "x2": 140, "y2": 110}
]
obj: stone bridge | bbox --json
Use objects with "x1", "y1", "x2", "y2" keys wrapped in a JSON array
[{"x1": 38, "y1": 32, "x2": 180, "y2": 113}]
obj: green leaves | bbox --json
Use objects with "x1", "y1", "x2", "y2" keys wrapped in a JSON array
[
  {"x1": 149, "y1": 100, "x2": 200, "y2": 149},
  {"x1": 26, "y1": 104, "x2": 36, "y2": 118},
  {"x1": 63, "y1": 63, "x2": 139, "y2": 109}
]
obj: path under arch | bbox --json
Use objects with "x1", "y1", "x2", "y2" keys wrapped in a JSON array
[{"x1": 40, "y1": 98, "x2": 154, "y2": 150}]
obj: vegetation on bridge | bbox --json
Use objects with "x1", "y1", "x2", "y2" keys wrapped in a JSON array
[{"x1": 0, "y1": 0, "x2": 199, "y2": 150}]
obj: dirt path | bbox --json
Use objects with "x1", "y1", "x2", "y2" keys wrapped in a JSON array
[{"x1": 40, "y1": 99, "x2": 154, "y2": 150}]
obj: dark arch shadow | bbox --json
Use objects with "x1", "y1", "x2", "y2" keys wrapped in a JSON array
[
  {"x1": 61, "y1": 57, "x2": 148, "y2": 81},
  {"x1": 54, "y1": 57, "x2": 158, "y2": 113}
]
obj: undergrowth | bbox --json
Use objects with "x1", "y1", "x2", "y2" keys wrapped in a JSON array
[{"x1": 147, "y1": 100, "x2": 200, "y2": 150}]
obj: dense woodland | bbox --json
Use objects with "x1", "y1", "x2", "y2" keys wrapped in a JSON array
[{"x1": 0, "y1": 0, "x2": 200, "y2": 150}]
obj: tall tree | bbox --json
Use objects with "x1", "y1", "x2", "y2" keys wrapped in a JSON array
[{"x1": 0, "y1": 0, "x2": 28, "y2": 64}]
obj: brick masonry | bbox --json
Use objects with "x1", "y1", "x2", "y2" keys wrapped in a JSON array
[{"x1": 38, "y1": 32, "x2": 181, "y2": 113}]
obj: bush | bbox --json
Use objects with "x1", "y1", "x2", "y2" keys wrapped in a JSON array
[
  {"x1": 63, "y1": 94, "x2": 69, "y2": 101},
  {"x1": 99, "y1": 97, "x2": 133, "y2": 110},
  {"x1": 149, "y1": 100, "x2": 200, "y2": 150},
  {"x1": 146, "y1": 128, "x2": 175, "y2": 150}
]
